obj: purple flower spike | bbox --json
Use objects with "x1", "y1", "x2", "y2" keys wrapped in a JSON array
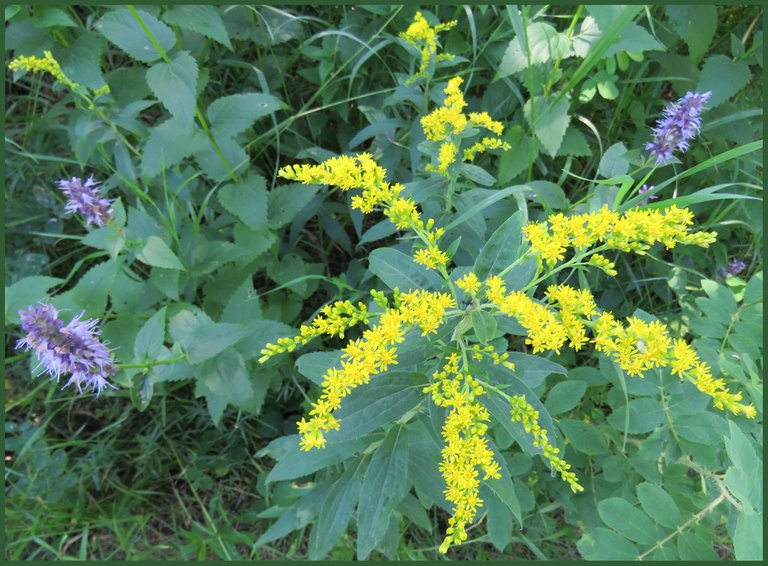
[
  {"x1": 16, "y1": 304, "x2": 118, "y2": 396},
  {"x1": 645, "y1": 91, "x2": 712, "y2": 165},
  {"x1": 727, "y1": 259, "x2": 748, "y2": 276},
  {"x1": 56, "y1": 176, "x2": 112, "y2": 227}
]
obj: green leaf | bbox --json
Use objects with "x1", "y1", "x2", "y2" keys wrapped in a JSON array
[
  {"x1": 357, "y1": 426, "x2": 409, "y2": 559},
  {"x1": 57, "y1": 32, "x2": 105, "y2": 90},
  {"x1": 308, "y1": 465, "x2": 361, "y2": 559},
  {"x1": 194, "y1": 136, "x2": 248, "y2": 182},
  {"x1": 597, "y1": 497, "x2": 657, "y2": 545},
  {"x1": 598, "y1": 142, "x2": 630, "y2": 178},
  {"x1": 470, "y1": 310, "x2": 497, "y2": 344},
  {"x1": 606, "y1": 398, "x2": 664, "y2": 434},
  {"x1": 268, "y1": 183, "x2": 319, "y2": 229},
  {"x1": 505, "y1": 353, "x2": 567, "y2": 388},
  {"x1": 724, "y1": 421, "x2": 762, "y2": 511},
  {"x1": 149, "y1": 267, "x2": 180, "y2": 300},
  {"x1": 266, "y1": 435, "x2": 371, "y2": 483},
  {"x1": 162, "y1": 5, "x2": 232, "y2": 49},
  {"x1": 636, "y1": 482, "x2": 682, "y2": 529},
  {"x1": 497, "y1": 22, "x2": 573, "y2": 78},
  {"x1": 95, "y1": 8, "x2": 175, "y2": 64},
  {"x1": 473, "y1": 211, "x2": 523, "y2": 280},
  {"x1": 368, "y1": 248, "x2": 443, "y2": 292},
  {"x1": 484, "y1": 488, "x2": 514, "y2": 551},
  {"x1": 700, "y1": 278, "x2": 738, "y2": 313},
  {"x1": 207, "y1": 92, "x2": 282, "y2": 138},
  {"x1": 396, "y1": 493, "x2": 432, "y2": 532},
  {"x1": 141, "y1": 118, "x2": 207, "y2": 178},
  {"x1": 524, "y1": 94, "x2": 570, "y2": 158},
  {"x1": 544, "y1": 380, "x2": 587, "y2": 416},
  {"x1": 460, "y1": 163, "x2": 496, "y2": 186},
  {"x1": 52, "y1": 260, "x2": 119, "y2": 317},
  {"x1": 577, "y1": 527, "x2": 639, "y2": 560},
  {"x1": 558, "y1": 419, "x2": 609, "y2": 455},
  {"x1": 194, "y1": 349, "x2": 254, "y2": 425},
  {"x1": 5, "y1": 276, "x2": 62, "y2": 324},
  {"x1": 677, "y1": 531, "x2": 719, "y2": 561},
  {"x1": 743, "y1": 271, "x2": 762, "y2": 304},
  {"x1": 327, "y1": 372, "x2": 425, "y2": 442},
  {"x1": 137, "y1": 236, "x2": 185, "y2": 270},
  {"x1": 221, "y1": 278, "x2": 262, "y2": 324},
  {"x1": 604, "y1": 22, "x2": 664, "y2": 56},
  {"x1": 557, "y1": 126, "x2": 590, "y2": 157},
  {"x1": 146, "y1": 51, "x2": 198, "y2": 128},
  {"x1": 182, "y1": 321, "x2": 250, "y2": 364},
  {"x1": 734, "y1": 508, "x2": 763, "y2": 560},
  {"x1": 217, "y1": 174, "x2": 268, "y2": 231},
  {"x1": 134, "y1": 307, "x2": 166, "y2": 362},
  {"x1": 665, "y1": 5, "x2": 717, "y2": 64},
  {"x1": 674, "y1": 412, "x2": 728, "y2": 445},
  {"x1": 296, "y1": 351, "x2": 342, "y2": 385},
  {"x1": 527, "y1": 180, "x2": 568, "y2": 210},
  {"x1": 485, "y1": 440, "x2": 522, "y2": 525},
  {"x1": 697, "y1": 55, "x2": 752, "y2": 109},
  {"x1": 596, "y1": 71, "x2": 619, "y2": 100},
  {"x1": 33, "y1": 7, "x2": 77, "y2": 28}
]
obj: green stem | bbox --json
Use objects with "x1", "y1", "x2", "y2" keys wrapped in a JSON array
[{"x1": 119, "y1": 354, "x2": 187, "y2": 370}]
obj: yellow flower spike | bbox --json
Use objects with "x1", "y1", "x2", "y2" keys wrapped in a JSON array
[
  {"x1": 8, "y1": 50, "x2": 80, "y2": 90},
  {"x1": 400, "y1": 11, "x2": 457, "y2": 85},
  {"x1": 509, "y1": 394, "x2": 584, "y2": 493},
  {"x1": 456, "y1": 272, "x2": 481, "y2": 295}
]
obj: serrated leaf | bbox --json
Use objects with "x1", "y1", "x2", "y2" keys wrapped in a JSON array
[
  {"x1": 137, "y1": 236, "x2": 185, "y2": 270},
  {"x1": 57, "y1": 32, "x2": 105, "y2": 90},
  {"x1": 698, "y1": 55, "x2": 752, "y2": 109},
  {"x1": 557, "y1": 126, "x2": 590, "y2": 157},
  {"x1": 268, "y1": 183, "x2": 318, "y2": 229},
  {"x1": 665, "y1": 5, "x2": 717, "y2": 64},
  {"x1": 194, "y1": 136, "x2": 248, "y2": 182},
  {"x1": 525, "y1": 94, "x2": 570, "y2": 158},
  {"x1": 194, "y1": 349, "x2": 253, "y2": 425},
  {"x1": 51, "y1": 260, "x2": 119, "y2": 316},
  {"x1": 217, "y1": 175, "x2": 268, "y2": 230},
  {"x1": 182, "y1": 321, "x2": 250, "y2": 364},
  {"x1": 134, "y1": 307, "x2": 166, "y2": 361},
  {"x1": 221, "y1": 278, "x2": 261, "y2": 324},
  {"x1": 146, "y1": 51, "x2": 198, "y2": 128},
  {"x1": 357, "y1": 426, "x2": 409, "y2": 559},
  {"x1": 207, "y1": 92, "x2": 282, "y2": 138},
  {"x1": 544, "y1": 380, "x2": 587, "y2": 416},
  {"x1": 95, "y1": 8, "x2": 175, "y2": 64},
  {"x1": 368, "y1": 248, "x2": 443, "y2": 292},
  {"x1": 5, "y1": 276, "x2": 62, "y2": 324},
  {"x1": 141, "y1": 118, "x2": 207, "y2": 178},
  {"x1": 162, "y1": 5, "x2": 232, "y2": 49},
  {"x1": 605, "y1": 22, "x2": 664, "y2": 57},
  {"x1": 498, "y1": 22, "x2": 573, "y2": 78}
]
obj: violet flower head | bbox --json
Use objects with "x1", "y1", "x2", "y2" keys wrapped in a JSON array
[
  {"x1": 645, "y1": 91, "x2": 712, "y2": 165},
  {"x1": 56, "y1": 176, "x2": 112, "y2": 227},
  {"x1": 17, "y1": 304, "x2": 117, "y2": 396},
  {"x1": 637, "y1": 184, "x2": 659, "y2": 207},
  {"x1": 717, "y1": 259, "x2": 748, "y2": 279}
]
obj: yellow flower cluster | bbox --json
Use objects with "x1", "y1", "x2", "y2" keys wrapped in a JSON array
[
  {"x1": 509, "y1": 394, "x2": 584, "y2": 493},
  {"x1": 456, "y1": 272, "x2": 481, "y2": 295},
  {"x1": 8, "y1": 51, "x2": 79, "y2": 90},
  {"x1": 259, "y1": 300, "x2": 369, "y2": 363},
  {"x1": 280, "y1": 153, "x2": 452, "y2": 272},
  {"x1": 523, "y1": 205, "x2": 717, "y2": 267},
  {"x1": 422, "y1": 354, "x2": 501, "y2": 553},
  {"x1": 295, "y1": 289, "x2": 454, "y2": 451},
  {"x1": 399, "y1": 11, "x2": 457, "y2": 84},
  {"x1": 421, "y1": 77, "x2": 510, "y2": 176},
  {"x1": 594, "y1": 313, "x2": 756, "y2": 418},
  {"x1": 484, "y1": 277, "x2": 593, "y2": 354}
]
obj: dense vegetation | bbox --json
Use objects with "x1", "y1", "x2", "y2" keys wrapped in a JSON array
[{"x1": 5, "y1": 5, "x2": 763, "y2": 560}]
